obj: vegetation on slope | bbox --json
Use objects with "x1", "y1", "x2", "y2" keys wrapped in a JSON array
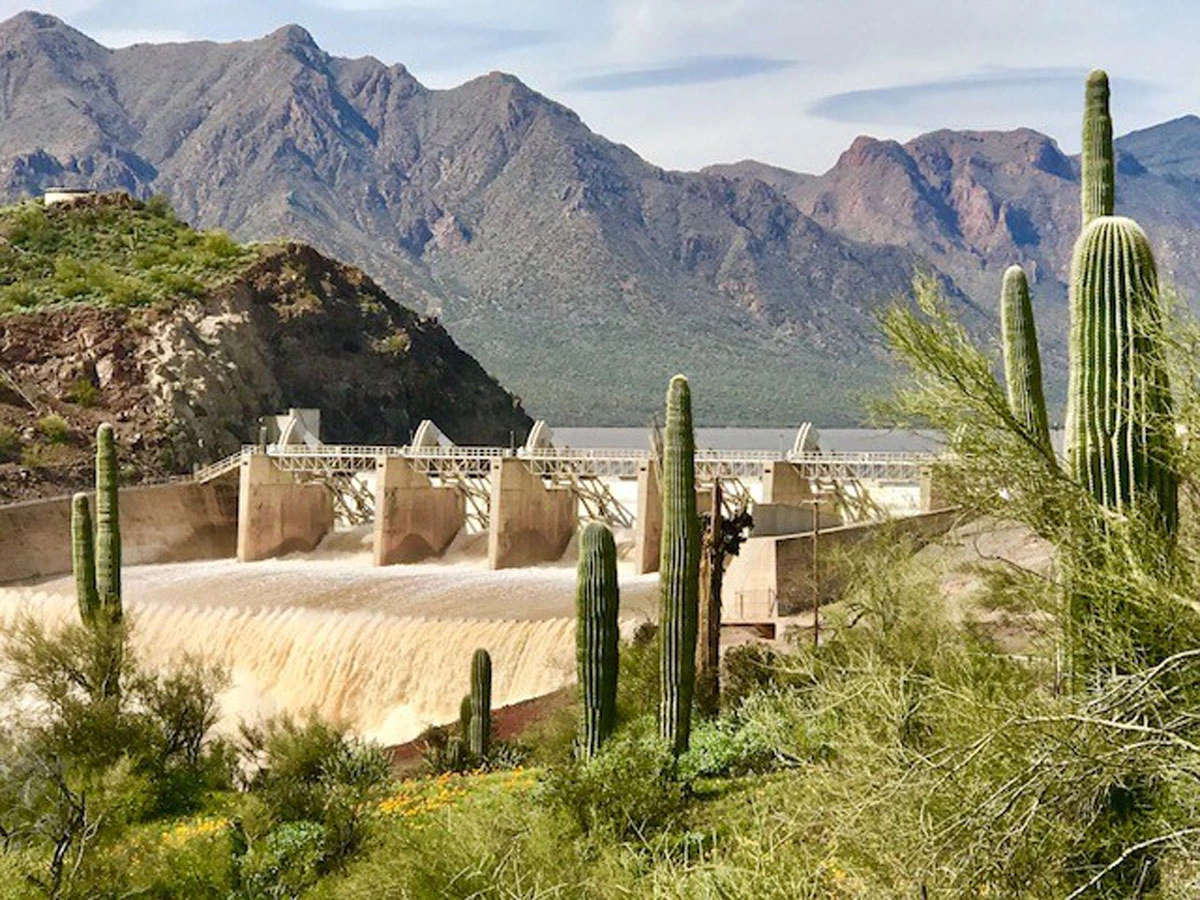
[{"x1": 0, "y1": 194, "x2": 258, "y2": 314}]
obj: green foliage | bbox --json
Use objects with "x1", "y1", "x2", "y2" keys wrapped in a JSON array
[
  {"x1": 469, "y1": 648, "x2": 492, "y2": 759},
  {"x1": 34, "y1": 414, "x2": 69, "y2": 444},
  {"x1": 0, "y1": 195, "x2": 258, "y2": 314},
  {"x1": 576, "y1": 522, "x2": 620, "y2": 759},
  {"x1": 240, "y1": 820, "x2": 326, "y2": 900},
  {"x1": 64, "y1": 378, "x2": 99, "y2": 408},
  {"x1": 237, "y1": 715, "x2": 390, "y2": 873},
  {"x1": 0, "y1": 425, "x2": 21, "y2": 462},
  {"x1": 0, "y1": 617, "x2": 230, "y2": 896},
  {"x1": 659, "y1": 374, "x2": 700, "y2": 755},
  {"x1": 539, "y1": 723, "x2": 689, "y2": 840}
]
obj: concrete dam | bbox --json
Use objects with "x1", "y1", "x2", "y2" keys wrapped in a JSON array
[{"x1": 0, "y1": 414, "x2": 950, "y2": 743}]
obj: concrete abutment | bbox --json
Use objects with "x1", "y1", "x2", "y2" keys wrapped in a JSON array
[
  {"x1": 487, "y1": 458, "x2": 575, "y2": 569},
  {"x1": 236, "y1": 453, "x2": 334, "y2": 562},
  {"x1": 373, "y1": 457, "x2": 465, "y2": 565}
]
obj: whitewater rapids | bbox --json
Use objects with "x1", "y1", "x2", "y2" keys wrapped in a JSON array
[{"x1": 0, "y1": 528, "x2": 659, "y2": 745}]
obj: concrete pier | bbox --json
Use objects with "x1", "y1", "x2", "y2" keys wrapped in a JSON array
[
  {"x1": 237, "y1": 453, "x2": 334, "y2": 562},
  {"x1": 633, "y1": 461, "x2": 661, "y2": 575},
  {"x1": 761, "y1": 461, "x2": 813, "y2": 506},
  {"x1": 373, "y1": 457, "x2": 464, "y2": 565},
  {"x1": 487, "y1": 458, "x2": 576, "y2": 569}
]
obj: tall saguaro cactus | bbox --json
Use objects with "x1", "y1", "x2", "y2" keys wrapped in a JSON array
[
  {"x1": 1064, "y1": 216, "x2": 1177, "y2": 534},
  {"x1": 94, "y1": 422, "x2": 122, "y2": 622},
  {"x1": 576, "y1": 522, "x2": 620, "y2": 759},
  {"x1": 1081, "y1": 69, "x2": 1114, "y2": 227},
  {"x1": 1000, "y1": 265, "x2": 1052, "y2": 457},
  {"x1": 469, "y1": 648, "x2": 492, "y2": 759},
  {"x1": 659, "y1": 375, "x2": 700, "y2": 755},
  {"x1": 71, "y1": 493, "x2": 99, "y2": 626}
]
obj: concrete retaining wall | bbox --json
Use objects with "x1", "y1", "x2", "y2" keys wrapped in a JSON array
[
  {"x1": 724, "y1": 508, "x2": 963, "y2": 619},
  {"x1": 0, "y1": 481, "x2": 238, "y2": 584}
]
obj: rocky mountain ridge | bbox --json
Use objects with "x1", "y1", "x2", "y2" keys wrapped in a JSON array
[{"x1": 3, "y1": 11, "x2": 1200, "y2": 424}]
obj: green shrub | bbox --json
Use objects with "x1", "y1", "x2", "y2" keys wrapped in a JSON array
[
  {"x1": 240, "y1": 820, "x2": 325, "y2": 900},
  {"x1": 65, "y1": 378, "x2": 100, "y2": 408},
  {"x1": 539, "y1": 721, "x2": 689, "y2": 839},
  {"x1": 721, "y1": 642, "x2": 783, "y2": 709},
  {"x1": 20, "y1": 442, "x2": 47, "y2": 468},
  {"x1": 35, "y1": 414, "x2": 70, "y2": 444},
  {"x1": 0, "y1": 425, "x2": 20, "y2": 461},
  {"x1": 238, "y1": 715, "x2": 390, "y2": 873}
]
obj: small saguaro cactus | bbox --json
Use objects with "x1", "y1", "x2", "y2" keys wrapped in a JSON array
[
  {"x1": 659, "y1": 374, "x2": 700, "y2": 756},
  {"x1": 469, "y1": 648, "x2": 492, "y2": 759},
  {"x1": 71, "y1": 492, "x2": 99, "y2": 626},
  {"x1": 1081, "y1": 69, "x2": 1114, "y2": 227},
  {"x1": 1000, "y1": 265, "x2": 1053, "y2": 457},
  {"x1": 576, "y1": 522, "x2": 620, "y2": 759},
  {"x1": 94, "y1": 422, "x2": 122, "y2": 622},
  {"x1": 1064, "y1": 216, "x2": 1177, "y2": 534}
]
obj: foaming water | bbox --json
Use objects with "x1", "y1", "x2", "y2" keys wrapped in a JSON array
[{"x1": 0, "y1": 537, "x2": 657, "y2": 745}]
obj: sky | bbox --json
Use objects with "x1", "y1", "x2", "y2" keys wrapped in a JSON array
[{"x1": 5, "y1": 0, "x2": 1197, "y2": 174}]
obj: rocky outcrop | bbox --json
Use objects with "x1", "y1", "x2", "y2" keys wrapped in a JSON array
[{"x1": 0, "y1": 229, "x2": 530, "y2": 502}]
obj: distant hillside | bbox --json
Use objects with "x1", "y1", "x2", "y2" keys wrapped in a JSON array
[
  {"x1": 1, "y1": 12, "x2": 1199, "y2": 425},
  {"x1": 0, "y1": 11, "x2": 983, "y2": 426},
  {"x1": 0, "y1": 193, "x2": 529, "y2": 501}
]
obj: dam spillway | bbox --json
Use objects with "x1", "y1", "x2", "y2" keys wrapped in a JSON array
[{"x1": 0, "y1": 535, "x2": 659, "y2": 744}]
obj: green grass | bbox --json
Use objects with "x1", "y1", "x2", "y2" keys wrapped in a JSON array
[{"x1": 0, "y1": 196, "x2": 260, "y2": 314}]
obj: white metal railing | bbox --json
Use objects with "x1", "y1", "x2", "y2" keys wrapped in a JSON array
[{"x1": 192, "y1": 443, "x2": 936, "y2": 483}]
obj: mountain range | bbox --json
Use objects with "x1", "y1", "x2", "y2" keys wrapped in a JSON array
[{"x1": 4, "y1": 10, "x2": 1200, "y2": 426}]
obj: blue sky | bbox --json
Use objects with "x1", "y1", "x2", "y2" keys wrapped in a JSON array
[{"x1": 7, "y1": 0, "x2": 1196, "y2": 173}]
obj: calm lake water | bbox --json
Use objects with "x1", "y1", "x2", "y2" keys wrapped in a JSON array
[{"x1": 553, "y1": 427, "x2": 940, "y2": 454}]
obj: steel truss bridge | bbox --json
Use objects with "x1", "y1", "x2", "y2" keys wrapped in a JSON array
[{"x1": 194, "y1": 442, "x2": 934, "y2": 531}]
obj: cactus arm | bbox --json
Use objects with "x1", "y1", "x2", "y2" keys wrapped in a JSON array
[
  {"x1": 71, "y1": 492, "x2": 98, "y2": 626},
  {"x1": 1081, "y1": 69, "x2": 1115, "y2": 227},
  {"x1": 1000, "y1": 265, "x2": 1053, "y2": 457}
]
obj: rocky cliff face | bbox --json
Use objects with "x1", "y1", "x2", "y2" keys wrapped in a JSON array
[{"x1": 0, "y1": 198, "x2": 530, "y2": 502}]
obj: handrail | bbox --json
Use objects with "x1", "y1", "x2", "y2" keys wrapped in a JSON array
[{"x1": 191, "y1": 443, "x2": 937, "y2": 482}]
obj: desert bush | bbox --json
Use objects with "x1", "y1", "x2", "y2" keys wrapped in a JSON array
[
  {"x1": 0, "y1": 425, "x2": 20, "y2": 461},
  {"x1": 240, "y1": 820, "x2": 326, "y2": 900},
  {"x1": 238, "y1": 715, "x2": 390, "y2": 873},
  {"x1": 34, "y1": 414, "x2": 69, "y2": 444},
  {"x1": 64, "y1": 379, "x2": 99, "y2": 408},
  {"x1": 539, "y1": 721, "x2": 689, "y2": 840}
]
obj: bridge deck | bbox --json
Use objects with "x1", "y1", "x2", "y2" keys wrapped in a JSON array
[{"x1": 195, "y1": 444, "x2": 934, "y2": 484}]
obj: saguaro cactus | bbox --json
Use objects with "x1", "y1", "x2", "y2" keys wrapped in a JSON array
[
  {"x1": 1064, "y1": 216, "x2": 1176, "y2": 534},
  {"x1": 469, "y1": 648, "x2": 492, "y2": 759},
  {"x1": 94, "y1": 423, "x2": 122, "y2": 622},
  {"x1": 71, "y1": 493, "x2": 98, "y2": 626},
  {"x1": 659, "y1": 375, "x2": 700, "y2": 755},
  {"x1": 1000, "y1": 265, "x2": 1052, "y2": 456},
  {"x1": 1081, "y1": 69, "x2": 1114, "y2": 227},
  {"x1": 576, "y1": 522, "x2": 620, "y2": 759}
]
